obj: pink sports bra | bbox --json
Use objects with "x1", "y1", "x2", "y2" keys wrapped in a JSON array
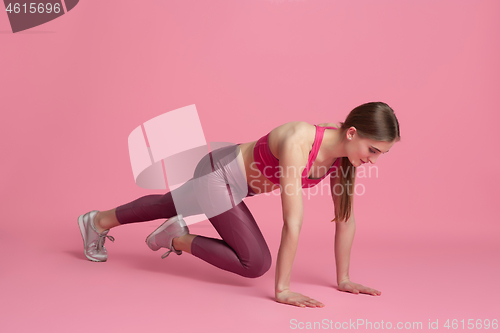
[{"x1": 253, "y1": 125, "x2": 340, "y2": 188}]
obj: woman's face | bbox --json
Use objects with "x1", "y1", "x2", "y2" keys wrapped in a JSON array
[{"x1": 345, "y1": 127, "x2": 395, "y2": 167}]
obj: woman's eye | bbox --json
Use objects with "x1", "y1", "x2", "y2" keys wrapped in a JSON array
[{"x1": 369, "y1": 149, "x2": 376, "y2": 154}]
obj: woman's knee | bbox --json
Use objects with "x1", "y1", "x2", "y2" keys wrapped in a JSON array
[{"x1": 241, "y1": 251, "x2": 272, "y2": 278}]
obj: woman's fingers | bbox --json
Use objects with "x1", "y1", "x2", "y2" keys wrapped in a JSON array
[
  {"x1": 297, "y1": 301, "x2": 319, "y2": 308},
  {"x1": 294, "y1": 297, "x2": 324, "y2": 308},
  {"x1": 304, "y1": 299, "x2": 325, "y2": 308},
  {"x1": 356, "y1": 284, "x2": 381, "y2": 296},
  {"x1": 276, "y1": 291, "x2": 325, "y2": 308},
  {"x1": 338, "y1": 281, "x2": 381, "y2": 296}
]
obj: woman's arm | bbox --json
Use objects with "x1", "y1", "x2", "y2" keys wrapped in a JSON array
[
  {"x1": 329, "y1": 173, "x2": 354, "y2": 282},
  {"x1": 330, "y1": 175, "x2": 381, "y2": 296},
  {"x1": 275, "y1": 133, "x2": 303, "y2": 295},
  {"x1": 274, "y1": 124, "x2": 324, "y2": 308},
  {"x1": 275, "y1": 221, "x2": 301, "y2": 293},
  {"x1": 334, "y1": 212, "x2": 355, "y2": 284}
]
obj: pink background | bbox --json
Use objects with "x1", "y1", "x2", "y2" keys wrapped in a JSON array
[{"x1": 1, "y1": 1, "x2": 499, "y2": 332}]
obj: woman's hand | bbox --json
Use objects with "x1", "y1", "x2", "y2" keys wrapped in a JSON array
[
  {"x1": 337, "y1": 278, "x2": 381, "y2": 296},
  {"x1": 275, "y1": 290, "x2": 325, "y2": 308}
]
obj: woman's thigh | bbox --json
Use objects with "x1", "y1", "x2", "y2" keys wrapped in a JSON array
[
  {"x1": 192, "y1": 144, "x2": 271, "y2": 272},
  {"x1": 171, "y1": 144, "x2": 256, "y2": 219},
  {"x1": 192, "y1": 144, "x2": 250, "y2": 219}
]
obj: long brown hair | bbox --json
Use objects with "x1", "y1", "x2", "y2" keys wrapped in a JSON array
[{"x1": 331, "y1": 102, "x2": 401, "y2": 223}]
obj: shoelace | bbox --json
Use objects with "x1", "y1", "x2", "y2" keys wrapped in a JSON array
[
  {"x1": 161, "y1": 247, "x2": 181, "y2": 259},
  {"x1": 96, "y1": 234, "x2": 115, "y2": 252}
]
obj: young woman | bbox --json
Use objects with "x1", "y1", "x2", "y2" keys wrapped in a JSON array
[{"x1": 78, "y1": 101, "x2": 400, "y2": 308}]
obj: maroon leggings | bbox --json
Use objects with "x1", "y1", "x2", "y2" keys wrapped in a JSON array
[{"x1": 115, "y1": 144, "x2": 272, "y2": 278}]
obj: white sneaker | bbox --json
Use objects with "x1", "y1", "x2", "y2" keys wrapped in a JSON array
[
  {"x1": 145, "y1": 214, "x2": 189, "y2": 259},
  {"x1": 77, "y1": 210, "x2": 115, "y2": 262}
]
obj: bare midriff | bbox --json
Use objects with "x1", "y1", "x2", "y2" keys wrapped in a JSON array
[{"x1": 237, "y1": 140, "x2": 280, "y2": 195}]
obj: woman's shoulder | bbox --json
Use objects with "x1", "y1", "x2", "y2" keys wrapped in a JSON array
[
  {"x1": 267, "y1": 122, "x2": 315, "y2": 160},
  {"x1": 317, "y1": 122, "x2": 342, "y2": 128},
  {"x1": 272, "y1": 121, "x2": 341, "y2": 134},
  {"x1": 270, "y1": 121, "x2": 314, "y2": 141},
  {"x1": 268, "y1": 121, "x2": 341, "y2": 142}
]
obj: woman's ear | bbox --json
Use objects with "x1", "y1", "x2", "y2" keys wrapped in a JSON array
[{"x1": 346, "y1": 127, "x2": 356, "y2": 140}]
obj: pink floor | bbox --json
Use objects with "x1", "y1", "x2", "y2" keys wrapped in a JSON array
[{"x1": 1, "y1": 195, "x2": 498, "y2": 332}]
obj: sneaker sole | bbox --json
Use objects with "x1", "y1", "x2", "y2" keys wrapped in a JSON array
[
  {"x1": 145, "y1": 217, "x2": 184, "y2": 251},
  {"x1": 77, "y1": 213, "x2": 106, "y2": 262}
]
